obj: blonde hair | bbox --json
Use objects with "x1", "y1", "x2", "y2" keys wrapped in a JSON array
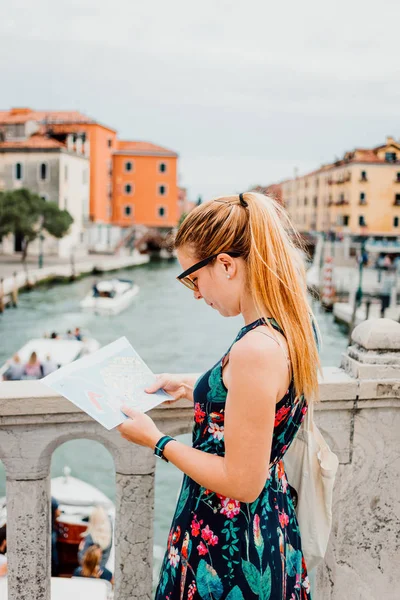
[
  {"x1": 81, "y1": 506, "x2": 112, "y2": 550},
  {"x1": 81, "y1": 544, "x2": 101, "y2": 577},
  {"x1": 175, "y1": 192, "x2": 321, "y2": 401}
]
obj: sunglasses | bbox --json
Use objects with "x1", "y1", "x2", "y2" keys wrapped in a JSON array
[{"x1": 177, "y1": 252, "x2": 241, "y2": 291}]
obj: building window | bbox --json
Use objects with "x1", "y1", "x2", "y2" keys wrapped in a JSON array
[
  {"x1": 395, "y1": 194, "x2": 400, "y2": 206},
  {"x1": 360, "y1": 171, "x2": 367, "y2": 181},
  {"x1": 158, "y1": 184, "x2": 167, "y2": 196},
  {"x1": 359, "y1": 215, "x2": 366, "y2": 227},
  {"x1": 396, "y1": 172, "x2": 400, "y2": 182},
  {"x1": 343, "y1": 215, "x2": 350, "y2": 226},
  {"x1": 159, "y1": 162, "x2": 167, "y2": 173},
  {"x1": 15, "y1": 162, "x2": 23, "y2": 180},
  {"x1": 158, "y1": 206, "x2": 166, "y2": 217},
  {"x1": 124, "y1": 205, "x2": 132, "y2": 216},
  {"x1": 385, "y1": 152, "x2": 397, "y2": 162},
  {"x1": 40, "y1": 194, "x2": 49, "y2": 202},
  {"x1": 360, "y1": 192, "x2": 366, "y2": 205},
  {"x1": 39, "y1": 162, "x2": 48, "y2": 181},
  {"x1": 125, "y1": 183, "x2": 133, "y2": 195},
  {"x1": 313, "y1": 196, "x2": 318, "y2": 207},
  {"x1": 304, "y1": 197, "x2": 308, "y2": 206},
  {"x1": 125, "y1": 161, "x2": 133, "y2": 172},
  {"x1": 394, "y1": 217, "x2": 399, "y2": 228},
  {"x1": 108, "y1": 139, "x2": 113, "y2": 148}
]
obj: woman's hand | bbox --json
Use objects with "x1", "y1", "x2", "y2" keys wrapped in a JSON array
[
  {"x1": 117, "y1": 405, "x2": 163, "y2": 449},
  {"x1": 145, "y1": 373, "x2": 191, "y2": 404}
]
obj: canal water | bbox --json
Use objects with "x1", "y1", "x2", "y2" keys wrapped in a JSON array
[{"x1": 0, "y1": 259, "x2": 348, "y2": 575}]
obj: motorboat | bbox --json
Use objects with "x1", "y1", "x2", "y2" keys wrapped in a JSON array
[
  {"x1": 0, "y1": 335, "x2": 100, "y2": 381},
  {"x1": 80, "y1": 279, "x2": 139, "y2": 316},
  {"x1": 0, "y1": 466, "x2": 114, "y2": 597}
]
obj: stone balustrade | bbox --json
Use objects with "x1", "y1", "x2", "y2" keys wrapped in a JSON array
[{"x1": 0, "y1": 317, "x2": 399, "y2": 600}]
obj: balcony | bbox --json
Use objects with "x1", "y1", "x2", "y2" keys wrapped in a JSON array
[
  {"x1": 0, "y1": 319, "x2": 399, "y2": 599},
  {"x1": 327, "y1": 173, "x2": 351, "y2": 185}
]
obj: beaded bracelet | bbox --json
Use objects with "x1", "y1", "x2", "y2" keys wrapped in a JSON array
[{"x1": 154, "y1": 435, "x2": 175, "y2": 462}]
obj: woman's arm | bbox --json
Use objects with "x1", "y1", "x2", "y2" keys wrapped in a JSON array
[{"x1": 119, "y1": 334, "x2": 287, "y2": 503}]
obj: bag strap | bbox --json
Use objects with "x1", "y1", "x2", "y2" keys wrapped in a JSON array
[{"x1": 303, "y1": 397, "x2": 314, "y2": 433}]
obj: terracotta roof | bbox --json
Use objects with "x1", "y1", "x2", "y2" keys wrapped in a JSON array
[
  {"x1": 114, "y1": 140, "x2": 178, "y2": 157},
  {"x1": 0, "y1": 108, "x2": 116, "y2": 131},
  {"x1": 0, "y1": 134, "x2": 66, "y2": 150}
]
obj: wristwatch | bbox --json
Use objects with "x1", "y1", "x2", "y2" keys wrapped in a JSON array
[{"x1": 154, "y1": 435, "x2": 175, "y2": 462}]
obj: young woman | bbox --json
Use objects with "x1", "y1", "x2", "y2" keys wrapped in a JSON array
[
  {"x1": 23, "y1": 351, "x2": 42, "y2": 379},
  {"x1": 118, "y1": 192, "x2": 320, "y2": 599},
  {"x1": 73, "y1": 544, "x2": 114, "y2": 583},
  {"x1": 78, "y1": 506, "x2": 113, "y2": 571}
]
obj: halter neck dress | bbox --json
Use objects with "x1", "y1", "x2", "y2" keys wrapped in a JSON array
[{"x1": 155, "y1": 318, "x2": 311, "y2": 600}]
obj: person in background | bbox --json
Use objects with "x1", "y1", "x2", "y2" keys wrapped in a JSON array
[
  {"x1": 0, "y1": 524, "x2": 7, "y2": 577},
  {"x1": 65, "y1": 330, "x2": 75, "y2": 340},
  {"x1": 3, "y1": 353, "x2": 24, "y2": 381},
  {"x1": 74, "y1": 327, "x2": 82, "y2": 341},
  {"x1": 50, "y1": 332, "x2": 59, "y2": 339},
  {"x1": 73, "y1": 544, "x2": 114, "y2": 583},
  {"x1": 42, "y1": 354, "x2": 58, "y2": 377},
  {"x1": 383, "y1": 254, "x2": 392, "y2": 269},
  {"x1": 51, "y1": 497, "x2": 61, "y2": 576},
  {"x1": 92, "y1": 282, "x2": 100, "y2": 297},
  {"x1": 78, "y1": 506, "x2": 113, "y2": 571},
  {"x1": 23, "y1": 351, "x2": 43, "y2": 379},
  {"x1": 380, "y1": 268, "x2": 395, "y2": 317}
]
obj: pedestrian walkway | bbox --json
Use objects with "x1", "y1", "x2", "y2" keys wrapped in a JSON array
[{"x1": 0, "y1": 251, "x2": 149, "y2": 296}]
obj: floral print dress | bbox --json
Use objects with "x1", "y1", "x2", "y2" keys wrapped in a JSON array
[{"x1": 155, "y1": 318, "x2": 311, "y2": 600}]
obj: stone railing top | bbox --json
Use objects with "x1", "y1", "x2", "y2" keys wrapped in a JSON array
[{"x1": 351, "y1": 318, "x2": 400, "y2": 352}]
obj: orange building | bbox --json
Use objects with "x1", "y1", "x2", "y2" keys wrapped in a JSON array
[
  {"x1": 112, "y1": 141, "x2": 179, "y2": 228},
  {"x1": 0, "y1": 108, "x2": 116, "y2": 223}
]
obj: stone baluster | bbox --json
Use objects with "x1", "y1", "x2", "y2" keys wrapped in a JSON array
[
  {"x1": 6, "y1": 476, "x2": 51, "y2": 600},
  {"x1": 316, "y1": 318, "x2": 400, "y2": 600}
]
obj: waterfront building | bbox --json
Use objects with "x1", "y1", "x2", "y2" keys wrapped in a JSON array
[
  {"x1": 0, "y1": 108, "x2": 117, "y2": 224},
  {"x1": 111, "y1": 141, "x2": 179, "y2": 229},
  {"x1": 0, "y1": 107, "x2": 182, "y2": 256},
  {"x1": 0, "y1": 120, "x2": 89, "y2": 258},
  {"x1": 250, "y1": 183, "x2": 283, "y2": 205},
  {"x1": 274, "y1": 136, "x2": 400, "y2": 238}
]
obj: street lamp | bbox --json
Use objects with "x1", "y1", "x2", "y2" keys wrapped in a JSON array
[
  {"x1": 37, "y1": 215, "x2": 44, "y2": 269},
  {"x1": 38, "y1": 233, "x2": 44, "y2": 269}
]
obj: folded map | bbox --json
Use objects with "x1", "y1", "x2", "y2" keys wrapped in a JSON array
[{"x1": 41, "y1": 336, "x2": 172, "y2": 429}]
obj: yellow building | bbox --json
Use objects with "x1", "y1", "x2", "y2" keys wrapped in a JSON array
[{"x1": 281, "y1": 137, "x2": 400, "y2": 237}]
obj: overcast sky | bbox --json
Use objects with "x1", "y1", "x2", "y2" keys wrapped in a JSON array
[{"x1": 1, "y1": 0, "x2": 399, "y2": 201}]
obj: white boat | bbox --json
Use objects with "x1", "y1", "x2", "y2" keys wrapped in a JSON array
[
  {"x1": 0, "y1": 336, "x2": 100, "y2": 381},
  {"x1": 80, "y1": 279, "x2": 139, "y2": 316},
  {"x1": 0, "y1": 466, "x2": 114, "y2": 597}
]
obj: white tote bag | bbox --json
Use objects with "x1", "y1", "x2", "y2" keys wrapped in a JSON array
[{"x1": 283, "y1": 399, "x2": 339, "y2": 571}]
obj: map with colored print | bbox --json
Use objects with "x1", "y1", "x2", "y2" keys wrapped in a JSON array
[{"x1": 41, "y1": 337, "x2": 172, "y2": 429}]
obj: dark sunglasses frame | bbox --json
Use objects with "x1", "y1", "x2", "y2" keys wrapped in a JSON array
[{"x1": 177, "y1": 251, "x2": 241, "y2": 290}]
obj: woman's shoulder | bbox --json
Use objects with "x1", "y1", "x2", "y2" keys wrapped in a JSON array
[{"x1": 231, "y1": 324, "x2": 288, "y2": 366}]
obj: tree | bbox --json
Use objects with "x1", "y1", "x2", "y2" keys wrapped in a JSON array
[{"x1": 0, "y1": 188, "x2": 73, "y2": 261}]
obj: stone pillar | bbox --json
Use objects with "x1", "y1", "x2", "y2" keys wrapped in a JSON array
[
  {"x1": 316, "y1": 318, "x2": 400, "y2": 600},
  {"x1": 113, "y1": 439, "x2": 156, "y2": 600},
  {"x1": 6, "y1": 476, "x2": 51, "y2": 600}
]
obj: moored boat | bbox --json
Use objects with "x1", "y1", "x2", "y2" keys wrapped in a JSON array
[
  {"x1": 80, "y1": 279, "x2": 139, "y2": 316},
  {"x1": 0, "y1": 335, "x2": 100, "y2": 381}
]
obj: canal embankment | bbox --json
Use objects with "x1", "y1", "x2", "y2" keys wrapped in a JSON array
[{"x1": 0, "y1": 250, "x2": 150, "y2": 304}]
